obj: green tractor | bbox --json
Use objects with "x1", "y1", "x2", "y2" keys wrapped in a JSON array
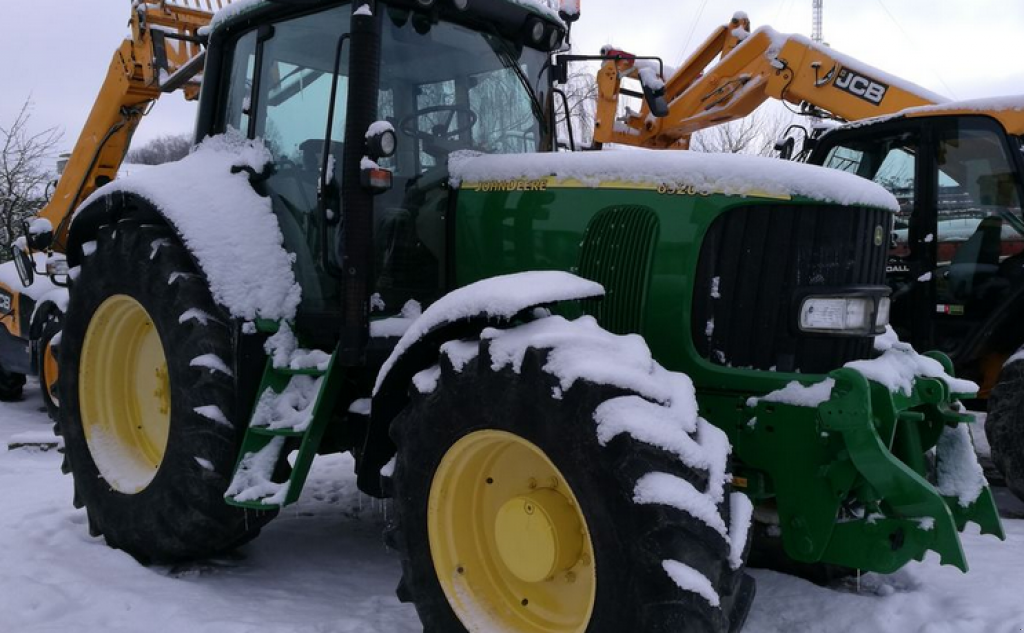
[{"x1": 47, "y1": 1, "x2": 1001, "y2": 631}]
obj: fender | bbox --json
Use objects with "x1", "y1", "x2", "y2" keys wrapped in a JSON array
[
  {"x1": 358, "y1": 271, "x2": 604, "y2": 496},
  {"x1": 66, "y1": 191, "x2": 186, "y2": 269}
]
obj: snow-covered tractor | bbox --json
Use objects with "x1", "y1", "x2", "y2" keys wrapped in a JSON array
[{"x1": 14, "y1": 1, "x2": 1005, "y2": 631}]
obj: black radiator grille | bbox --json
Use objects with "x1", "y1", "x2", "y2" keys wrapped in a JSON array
[
  {"x1": 578, "y1": 206, "x2": 660, "y2": 335},
  {"x1": 692, "y1": 204, "x2": 891, "y2": 374}
]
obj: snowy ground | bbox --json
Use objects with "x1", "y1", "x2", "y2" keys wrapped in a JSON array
[{"x1": 2, "y1": 380, "x2": 1023, "y2": 632}]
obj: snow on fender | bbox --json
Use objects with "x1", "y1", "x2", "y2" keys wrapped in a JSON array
[
  {"x1": 71, "y1": 131, "x2": 302, "y2": 322},
  {"x1": 373, "y1": 271, "x2": 604, "y2": 395}
]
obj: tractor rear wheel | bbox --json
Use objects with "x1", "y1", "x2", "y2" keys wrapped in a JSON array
[
  {"x1": 388, "y1": 324, "x2": 755, "y2": 633},
  {"x1": 0, "y1": 365, "x2": 25, "y2": 402},
  {"x1": 58, "y1": 220, "x2": 275, "y2": 562},
  {"x1": 986, "y1": 354, "x2": 1024, "y2": 501}
]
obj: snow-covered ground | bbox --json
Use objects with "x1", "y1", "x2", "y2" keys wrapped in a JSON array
[{"x1": 2, "y1": 381, "x2": 1023, "y2": 632}]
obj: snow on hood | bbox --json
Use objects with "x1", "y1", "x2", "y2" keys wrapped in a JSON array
[
  {"x1": 75, "y1": 132, "x2": 302, "y2": 322},
  {"x1": 449, "y1": 150, "x2": 900, "y2": 211}
]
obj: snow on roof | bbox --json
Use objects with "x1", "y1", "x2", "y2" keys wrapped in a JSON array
[
  {"x1": 207, "y1": 0, "x2": 267, "y2": 32},
  {"x1": 208, "y1": 0, "x2": 564, "y2": 33},
  {"x1": 449, "y1": 149, "x2": 900, "y2": 211},
  {"x1": 75, "y1": 132, "x2": 301, "y2": 322},
  {"x1": 833, "y1": 95, "x2": 1024, "y2": 136},
  {"x1": 899, "y1": 95, "x2": 1024, "y2": 116}
]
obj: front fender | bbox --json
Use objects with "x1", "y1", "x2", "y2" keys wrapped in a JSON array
[{"x1": 358, "y1": 271, "x2": 605, "y2": 497}]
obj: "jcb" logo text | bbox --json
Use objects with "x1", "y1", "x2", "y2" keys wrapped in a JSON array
[{"x1": 834, "y1": 68, "x2": 889, "y2": 105}]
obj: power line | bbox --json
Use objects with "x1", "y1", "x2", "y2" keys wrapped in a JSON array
[
  {"x1": 873, "y1": 0, "x2": 958, "y2": 99},
  {"x1": 676, "y1": 0, "x2": 711, "y2": 66}
]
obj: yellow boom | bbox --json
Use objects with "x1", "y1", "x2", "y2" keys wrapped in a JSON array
[
  {"x1": 44, "y1": 0, "x2": 231, "y2": 249},
  {"x1": 594, "y1": 12, "x2": 946, "y2": 149}
]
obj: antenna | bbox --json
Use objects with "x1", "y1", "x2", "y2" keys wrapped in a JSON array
[{"x1": 812, "y1": 0, "x2": 823, "y2": 43}]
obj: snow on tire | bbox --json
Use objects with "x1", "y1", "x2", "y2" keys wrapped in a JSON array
[
  {"x1": 388, "y1": 315, "x2": 755, "y2": 633},
  {"x1": 58, "y1": 219, "x2": 275, "y2": 562}
]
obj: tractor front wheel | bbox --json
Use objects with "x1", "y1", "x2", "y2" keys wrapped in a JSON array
[
  {"x1": 58, "y1": 220, "x2": 275, "y2": 562},
  {"x1": 987, "y1": 354, "x2": 1024, "y2": 501},
  {"x1": 389, "y1": 322, "x2": 754, "y2": 633}
]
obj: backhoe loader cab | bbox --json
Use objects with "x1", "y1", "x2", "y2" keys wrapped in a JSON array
[
  {"x1": 44, "y1": 3, "x2": 1005, "y2": 632},
  {"x1": 809, "y1": 113, "x2": 1024, "y2": 373}
]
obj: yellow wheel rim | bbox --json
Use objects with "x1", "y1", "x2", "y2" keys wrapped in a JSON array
[
  {"x1": 428, "y1": 430, "x2": 596, "y2": 633},
  {"x1": 79, "y1": 295, "x2": 171, "y2": 494},
  {"x1": 43, "y1": 337, "x2": 60, "y2": 407}
]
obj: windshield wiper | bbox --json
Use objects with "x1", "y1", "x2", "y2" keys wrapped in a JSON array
[{"x1": 485, "y1": 29, "x2": 547, "y2": 131}]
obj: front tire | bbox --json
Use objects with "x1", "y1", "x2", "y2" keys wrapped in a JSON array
[
  {"x1": 987, "y1": 354, "x2": 1024, "y2": 501},
  {"x1": 389, "y1": 321, "x2": 754, "y2": 633},
  {"x1": 58, "y1": 220, "x2": 275, "y2": 562}
]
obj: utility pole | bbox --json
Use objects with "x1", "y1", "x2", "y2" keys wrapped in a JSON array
[{"x1": 812, "y1": 0, "x2": 824, "y2": 43}]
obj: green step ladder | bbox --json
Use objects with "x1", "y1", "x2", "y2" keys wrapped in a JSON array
[{"x1": 225, "y1": 327, "x2": 341, "y2": 510}]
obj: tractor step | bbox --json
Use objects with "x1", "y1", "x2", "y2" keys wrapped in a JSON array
[{"x1": 225, "y1": 338, "x2": 341, "y2": 510}]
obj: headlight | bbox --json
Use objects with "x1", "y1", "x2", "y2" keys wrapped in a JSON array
[
  {"x1": 876, "y1": 297, "x2": 891, "y2": 328},
  {"x1": 799, "y1": 296, "x2": 880, "y2": 335}
]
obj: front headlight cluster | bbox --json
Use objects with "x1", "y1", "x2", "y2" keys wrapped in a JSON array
[{"x1": 798, "y1": 295, "x2": 891, "y2": 336}]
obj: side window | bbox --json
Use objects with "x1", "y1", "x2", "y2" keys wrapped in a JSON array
[
  {"x1": 823, "y1": 134, "x2": 917, "y2": 258},
  {"x1": 225, "y1": 31, "x2": 257, "y2": 134},
  {"x1": 934, "y1": 122, "x2": 1024, "y2": 307},
  {"x1": 255, "y1": 19, "x2": 350, "y2": 164},
  {"x1": 222, "y1": 7, "x2": 351, "y2": 313}
]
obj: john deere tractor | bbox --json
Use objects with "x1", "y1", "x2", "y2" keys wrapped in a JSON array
[{"x1": 22, "y1": 1, "x2": 1002, "y2": 631}]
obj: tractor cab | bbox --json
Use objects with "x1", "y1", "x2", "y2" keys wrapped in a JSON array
[
  {"x1": 202, "y1": 0, "x2": 564, "y2": 345},
  {"x1": 810, "y1": 111, "x2": 1024, "y2": 395}
]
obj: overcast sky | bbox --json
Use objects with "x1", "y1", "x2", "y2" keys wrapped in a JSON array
[{"x1": 1, "y1": 0, "x2": 1021, "y2": 164}]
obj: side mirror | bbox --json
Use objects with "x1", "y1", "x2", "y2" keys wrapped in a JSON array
[
  {"x1": 11, "y1": 244, "x2": 34, "y2": 288},
  {"x1": 27, "y1": 218, "x2": 54, "y2": 251}
]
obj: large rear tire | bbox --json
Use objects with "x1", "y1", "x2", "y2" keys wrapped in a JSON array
[
  {"x1": 58, "y1": 220, "x2": 275, "y2": 562},
  {"x1": 389, "y1": 324, "x2": 754, "y2": 633},
  {"x1": 987, "y1": 355, "x2": 1024, "y2": 501}
]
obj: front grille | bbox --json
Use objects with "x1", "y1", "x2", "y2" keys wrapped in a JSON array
[
  {"x1": 578, "y1": 205, "x2": 660, "y2": 335},
  {"x1": 692, "y1": 204, "x2": 891, "y2": 374}
]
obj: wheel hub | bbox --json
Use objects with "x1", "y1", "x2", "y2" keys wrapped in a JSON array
[
  {"x1": 495, "y1": 490, "x2": 584, "y2": 583},
  {"x1": 427, "y1": 430, "x2": 596, "y2": 633},
  {"x1": 79, "y1": 294, "x2": 171, "y2": 494}
]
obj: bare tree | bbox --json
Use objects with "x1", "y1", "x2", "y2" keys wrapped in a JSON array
[
  {"x1": 0, "y1": 100, "x2": 62, "y2": 262},
  {"x1": 555, "y1": 64, "x2": 598, "y2": 149},
  {"x1": 689, "y1": 103, "x2": 799, "y2": 156},
  {"x1": 126, "y1": 133, "x2": 193, "y2": 165}
]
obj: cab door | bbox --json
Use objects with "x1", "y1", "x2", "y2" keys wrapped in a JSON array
[{"x1": 816, "y1": 121, "x2": 934, "y2": 349}]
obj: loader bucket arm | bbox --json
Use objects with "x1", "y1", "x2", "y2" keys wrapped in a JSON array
[
  {"x1": 41, "y1": 1, "x2": 232, "y2": 252},
  {"x1": 593, "y1": 15, "x2": 942, "y2": 149}
]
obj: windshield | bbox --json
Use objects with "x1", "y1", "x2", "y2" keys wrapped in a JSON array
[{"x1": 379, "y1": 7, "x2": 552, "y2": 173}]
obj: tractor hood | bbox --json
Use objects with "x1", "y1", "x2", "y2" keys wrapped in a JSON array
[{"x1": 448, "y1": 149, "x2": 900, "y2": 211}]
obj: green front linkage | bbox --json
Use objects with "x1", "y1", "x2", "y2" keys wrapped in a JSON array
[{"x1": 731, "y1": 352, "x2": 1003, "y2": 573}]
